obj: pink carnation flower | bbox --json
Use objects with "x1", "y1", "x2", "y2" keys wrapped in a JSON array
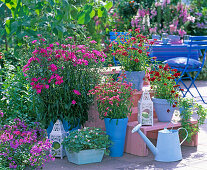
[
  {"x1": 49, "y1": 64, "x2": 58, "y2": 72},
  {"x1": 90, "y1": 40, "x2": 97, "y2": 44},
  {"x1": 32, "y1": 40, "x2": 37, "y2": 44},
  {"x1": 178, "y1": 28, "x2": 186, "y2": 37},
  {"x1": 36, "y1": 89, "x2": 41, "y2": 94},
  {"x1": 45, "y1": 85, "x2": 49, "y2": 89},
  {"x1": 72, "y1": 100, "x2": 76, "y2": 104},
  {"x1": 0, "y1": 111, "x2": 4, "y2": 117},
  {"x1": 54, "y1": 75, "x2": 63, "y2": 85},
  {"x1": 73, "y1": 89, "x2": 81, "y2": 95}
]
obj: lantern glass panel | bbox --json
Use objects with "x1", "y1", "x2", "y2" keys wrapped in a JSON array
[
  {"x1": 53, "y1": 142, "x2": 61, "y2": 150},
  {"x1": 142, "y1": 111, "x2": 149, "y2": 119}
]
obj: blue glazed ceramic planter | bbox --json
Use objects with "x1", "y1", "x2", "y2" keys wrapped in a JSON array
[
  {"x1": 65, "y1": 148, "x2": 105, "y2": 165},
  {"x1": 152, "y1": 98, "x2": 176, "y2": 122},
  {"x1": 47, "y1": 120, "x2": 80, "y2": 138},
  {"x1": 125, "y1": 71, "x2": 145, "y2": 91},
  {"x1": 104, "y1": 118, "x2": 128, "y2": 157}
]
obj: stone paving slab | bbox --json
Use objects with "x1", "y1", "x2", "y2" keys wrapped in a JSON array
[{"x1": 43, "y1": 81, "x2": 207, "y2": 170}]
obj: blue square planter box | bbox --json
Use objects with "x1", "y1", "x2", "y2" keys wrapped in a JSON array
[{"x1": 65, "y1": 148, "x2": 105, "y2": 165}]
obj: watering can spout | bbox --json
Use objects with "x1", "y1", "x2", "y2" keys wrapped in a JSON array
[{"x1": 132, "y1": 124, "x2": 158, "y2": 156}]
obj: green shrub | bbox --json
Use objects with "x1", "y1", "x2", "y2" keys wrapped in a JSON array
[{"x1": 0, "y1": 64, "x2": 39, "y2": 125}]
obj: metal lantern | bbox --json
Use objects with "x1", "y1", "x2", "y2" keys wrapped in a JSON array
[
  {"x1": 49, "y1": 120, "x2": 66, "y2": 159},
  {"x1": 138, "y1": 90, "x2": 153, "y2": 126}
]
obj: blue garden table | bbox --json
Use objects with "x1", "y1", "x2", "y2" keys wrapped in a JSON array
[{"x1": 149, "y1": 43, "x2": 200, "y2": 62}]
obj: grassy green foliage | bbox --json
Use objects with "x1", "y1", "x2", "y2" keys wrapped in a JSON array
[
  {"x1": 178, "y1": 98, "x2": 207, "y2": 142},
  {"x1": 0, "y1": 65, "x2": 39, "y2": 125}
]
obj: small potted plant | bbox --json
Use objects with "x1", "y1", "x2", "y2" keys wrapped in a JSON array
[
  {"x1": 148, "y1": 62, "x2": 182, "y2": 122},
  {"x1": 62, "y1": 127, "x2": 111, "y2": 165},
  {"x1": 178, "y1": 97, "x2": 207, "y2": 142},
  {"x1": 109, "y1": 28, "x2": 153, "y2": 90},
  {"x1": 88, "y1": 71, "x2": 135, "y2": 157}
]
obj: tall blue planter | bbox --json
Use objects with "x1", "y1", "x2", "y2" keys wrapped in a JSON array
[
  {"x1": 104, "y1": 118, "x2": 128, "y2": 157},
  {"x1": 47, "y1": 120, "x2": 80, "y2": 138},
  {"x1": 152, "y1": 98, "x2": 176, "y2": 122},
  {"x1": 125, "y1": 71, "x2": 145, "y2": 91}
]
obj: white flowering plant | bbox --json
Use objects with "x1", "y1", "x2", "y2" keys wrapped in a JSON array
[{"x1": 62, "y1": 127, "x2": 111, "y2": 154}]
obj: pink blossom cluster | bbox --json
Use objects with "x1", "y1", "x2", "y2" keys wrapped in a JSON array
[
  {"x1": 0, "y1": 118, "x2": 54, "y2": 169},
  {"x1": 177, "y1": 3, "x2": 195, "y2": 24},
  {"x1": 0, "y1": 110, "x2": 4, "y2": 117},
  {"x1": 88, "y1": 72, "x2": 135, "y2": 119},
  {"x1": 132, "y1": 1, "x2": 195, "y2": 36},
  {"x1": 29, "y1": 139, "x2": 55, "y2": 167},
  {"x1": 71, "y1": 89, "x2": 82, "y2": 105},
  {"x1": 30, "y1": 77, "x2": 49, "y2": 94},
  {"x1": 162, "y1": 0, "x2": 171, "y2": 7},
  {"x1": 149, "y1": 27, "x2": 157, "y2": 34},
  {"x1": 74, "y1": 89, "x2": 81, "y2": 95},
  {"x1": 50, "y1": 64, "x2": 58, "y2": 72},
  {"x1": 23, "y1": 56, "x2": 40, "y2": 72},
  {"x1": 23, "y1": 39, "x2": 107, "y2": 96},
  {"x1": 48, "y1": 74, "x2": 63, "y2": 85}
]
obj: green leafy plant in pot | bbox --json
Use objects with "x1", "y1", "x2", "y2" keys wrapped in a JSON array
[
  {"x1": 108, "y1": 28, "x2": 153, "y2": 91},
  {"x1": 148, "y1": 62, "x2": 182, "y2": 122},
  {"x1": 88, "y1": 71, "x2": 135, "y2": 157},
  {"x1": 62, "y1": 127, "x2": 111, "y2": 165},
  {"x1": 178, "y1": 97, "x2": 207, "y2": 142},
  {"x1": 22, "y1": 36, "x2": 106, "y2": 132}
]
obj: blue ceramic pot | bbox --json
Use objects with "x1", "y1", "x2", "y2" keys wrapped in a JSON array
[
  {"x1": 125, "y1": 71, "x2": 145, "y2": 91},
  {"x1": 104, "y1": 118, "x2": 128, "y2": 157},
  {"x1": 152, "y1": 98, "x2": 176, "y2": 122},
  {"x1": 65, "y1": 148, "x2": 105, "y2": 165},
  {"x1": 109, "y1": 32, "x2": 129, "y2": 42},
  {"x1": 47, "y1": 120, "x2": 80, "y2": 138}
]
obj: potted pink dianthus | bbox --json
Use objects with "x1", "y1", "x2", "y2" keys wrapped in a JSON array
[
  {"x1": 88, "y1": 71, "x2": 134, "y2": 157},
  {"x1": 22, "y1": 36, "x2": 107, "y2": 134}
]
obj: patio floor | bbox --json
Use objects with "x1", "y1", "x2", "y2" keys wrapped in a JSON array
[{"x1": 43, "y1": 80, "x2": 207, "y2": 170}]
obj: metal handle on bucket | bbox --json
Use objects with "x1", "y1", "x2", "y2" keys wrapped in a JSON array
[{"x1": 178, "y1": 127, "x2": 188, "y2": 145}]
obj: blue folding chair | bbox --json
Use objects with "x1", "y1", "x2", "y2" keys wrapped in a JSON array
[{"x1": 164, "y1": 36, "x2": 207, "y2": 104}]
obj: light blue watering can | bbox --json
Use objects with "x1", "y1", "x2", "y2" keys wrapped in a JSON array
[{"x1": 132, "y1": 124, "x2": 188, "y2": 162}]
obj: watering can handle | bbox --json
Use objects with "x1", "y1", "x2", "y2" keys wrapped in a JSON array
[{"x1": 178, "y1": 127, "x2": 188, "y2": 145}]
